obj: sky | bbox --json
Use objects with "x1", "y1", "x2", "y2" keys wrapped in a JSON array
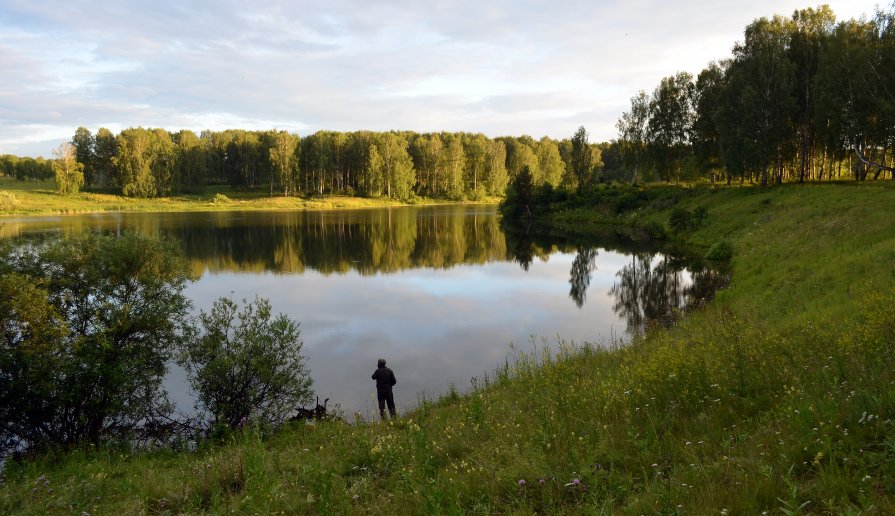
[{"x1": 0, "y1": 0, "x2": 883, "y2": 157}]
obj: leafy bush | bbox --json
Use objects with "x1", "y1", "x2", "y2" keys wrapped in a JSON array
[
  {"x1": 0, "y1": 190, "x2": 19, "y2": 210},
  {"x1": 669, "y1": 205, "x2": 708, "y2": 232},
  {"x1": 705, "y1": 240, "x2": 734, "y2": 261},
  {"x1": 212, "y1": 193, "x2": 231, "y2": 204},
  {"x1": 692, "y1": 205, "x2": 708, "y2": 226},
  {"x1": 668, "y1": 207, "x2": 692, "y2": 232},
  {"x1": 643, "y1": 220, "x2": 668, "y2": 240},
  {"x1": 179, "y1": 296, "x2": 313, "y2": 432},
  {"x1": 0, "y1": 232, "x2": 192, "y2": 451}
]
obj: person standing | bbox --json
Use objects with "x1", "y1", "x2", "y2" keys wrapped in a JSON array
[{"x1": 371, "y1": 358, "x2": 397, "y2": 420}]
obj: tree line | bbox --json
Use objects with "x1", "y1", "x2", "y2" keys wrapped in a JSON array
[
  {"x1": 42, "y1": 127, "x2": 601, "y2": 200},
  {"x1": 0, "y1": 155, "x2": 54, "y2": 181},
  {"x1": 612, "y1": 4, "x2": 895, "y2": 184}
]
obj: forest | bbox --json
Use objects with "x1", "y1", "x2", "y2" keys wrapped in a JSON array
[
  {"x1": 0, "y1": 129, "x2": 593, "y2": 202},
  {"x1": 613, "y1": 5, "x2": 895, "y2": 184},
  {"x1": 4, "y1": 6, "x2": 893, "y2": 197}
]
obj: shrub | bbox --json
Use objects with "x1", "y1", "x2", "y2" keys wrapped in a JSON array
[
  {"x1": 669, "y1": 206, "x2": 708, "y2": 232},
  {"x1": 668, "y1": 207, "x2": 692, "y2": 232},
  {"x1": 0, "y1": 190, "x2": 19, "y2": 210},
  {"x1": 644, "y1": 220, "x2": 668, "y2": 240},
  {"x1": 179, "y1": 296, "x2": 313, "y2": 432},
  {"x1": 212, "y1": 193, "x2": 231, "y2": 204},
  {"x1": 692, "y1": 205, "x2": 708, "y2": 226},
  {"x1": 705, "y1": 240, "x2": 734, "y2": 261},
  {"x1": 0, "y1": 232, "x2": 192, "y2": 451}
]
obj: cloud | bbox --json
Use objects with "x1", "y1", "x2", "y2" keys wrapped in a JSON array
[{"x1": 0, "y1": 0, "x2": 880, "y2": 156}]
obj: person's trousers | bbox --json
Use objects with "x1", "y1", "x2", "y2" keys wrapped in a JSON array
[{"x1": 377, "y1": 389, "x2": 396, "y2": 418}]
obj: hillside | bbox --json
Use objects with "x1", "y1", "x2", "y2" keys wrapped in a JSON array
[{"x1": 2, "y1": 183, "x2": 894, "y2": 514}]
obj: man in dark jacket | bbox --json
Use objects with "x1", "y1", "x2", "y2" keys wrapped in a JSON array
[{"x1": 371, "y1": 358, "x2": 397, "y2": 420}]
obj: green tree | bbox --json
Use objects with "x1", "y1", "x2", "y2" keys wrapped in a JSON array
[
  {"x1": 484, "y1": 139, "x2": 508, "y2": 195},
  {"x1": 788, "y1": 6, "x2": 836, "y2": 182},
  {"x1": 536, "y1": 137, "x2": 565, "y2": 187},
  {"x1": 52, "y1": 142, "x2": 85, "y2": 195},
  {"x1": 173, "y1": 129, "x2": 206, "y2": 193},
  {"x1": 410, "y1": 133, "x2": 443, "y2": 197},
  {"x1": 71, "y1": 127, "x2": 95, "y2": 190},
  {"x1": 571, "y1": 126, "x2": 594, "y2": 190},
  {"x1": 0, "y1": 232, "x2": 192, "y2": 449},
  {"x1": 94, "y1": 127, "x2": 117, "y2": 189},
  {"x1": 440, "y1": 133, "x2": 466, "y2": 200},
  {"x1": 617, "y1": 91, "x2": 651, "y2": 183},
  {"x1": 114, "y1": 128, "x2": 156, "y2": 197},
  {"x1": 463, "y1": 133, "x2": 488, "y2": 197},
  {"x1": 717, "y1": 16, "x2": 797, "y2": 185},
  {"x1": 501, "y1": 165, "x2": 534, "y2": 219},
  {"x1": 364, "y1": 142, "x2": 384, "y2": 196},
  {"x1": 179, "y1": 296, "x2": 312, "y2": 431},
  {"x1": 647, "y1": 72, "x2": 694, "y2": 182},
  {"x1": 377, "y1": 132, "x2": 416, "y2": 200},
  {"x1": 692, "y1": 62, "x2": 727, "y2": 181},
  {"x1": 268, "y1": 130, "x2": 299, "y2": 196}
]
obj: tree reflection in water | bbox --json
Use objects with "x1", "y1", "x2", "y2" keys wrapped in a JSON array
[
  {"x1": 568, "y1": 248, "x2": 598, "y2": 308},
  {"x1": 608, "y1": 252, "x2": 729, "y2": 333}
]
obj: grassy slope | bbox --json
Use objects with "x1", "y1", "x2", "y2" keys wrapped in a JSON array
[
  {"x1": 0, "y1": 180, "x2": 499, "y2": 216},
  {"x1": 2, "y1": 184, "x2": 894, "y2": 514}
]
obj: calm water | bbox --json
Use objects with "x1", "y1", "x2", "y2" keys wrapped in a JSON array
[{"x1": 0, "y1": 206, "x2": 727, "y2": 417}]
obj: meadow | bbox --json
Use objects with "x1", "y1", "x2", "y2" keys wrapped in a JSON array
[
  {"x1": 1, "y1": 183, "x2": 894, "y2": 514},
  {"x1": 0, "y1": 179, "x2": 499, "y2": 216}
]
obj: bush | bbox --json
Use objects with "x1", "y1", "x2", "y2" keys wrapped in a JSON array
[
  {"x1": 669, "y1": 205, "x2": 708, "y2": 232},
  {"x1": 212, "y1": 193, "x2": 231, "y2": 204},
  {"x1": 643, "y1": 220, "x2": 668, "y2": 240},
  {"x1": 692, "y1": 205, "x2": 708, "y2": 226},
  {"x1": 0, "y1": 232, "x2": 192, "y2": 451},
  {"x1": 179, "y1": 296, "x2": 313, "y2": 432},
  {"x1": 0, "y1": 190, "x2": 19, "y2": 210},
  {"x1": 668, "y1": 207, "x2": 692, "y2": 232},
  {"x1": 705, "y1": 240, "x2": 734, "y2": 261}
]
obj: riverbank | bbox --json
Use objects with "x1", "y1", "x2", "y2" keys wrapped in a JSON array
[
  {"x1": 0, "y1": 179, "x2": 500, "y2": 217},
  {"x1": 2, "y1": 183, "x2": 894, "y2": 514}
]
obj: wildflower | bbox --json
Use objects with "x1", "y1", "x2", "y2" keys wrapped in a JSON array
[
  {"x1": 518, "y1": 479, "x2": 526, "y2": 487},
  {"x1": 539, "y1": 478, "x2": 546, "y2": 485},
  {"x1": 564, "y1": 478, "x2": 582, "y2": 488}
]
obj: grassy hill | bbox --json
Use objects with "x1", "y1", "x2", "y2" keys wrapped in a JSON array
[{"x1": 2, "y1": 183, "x2": 894, "y2": 514}]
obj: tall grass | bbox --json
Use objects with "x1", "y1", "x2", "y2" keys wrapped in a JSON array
[{"x1": 2, "y1": 183, "x2": 894, "y2": 514}]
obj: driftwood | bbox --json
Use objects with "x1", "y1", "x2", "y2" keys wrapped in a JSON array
[{"x1": 292, "y1": 396, "x2": 331, "y2": 421}]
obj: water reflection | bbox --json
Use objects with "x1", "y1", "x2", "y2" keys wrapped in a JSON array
[
  {"x1": 610, "y1": 253, "x2": 728, "y2": 333},
  {"x1": 1, "y1": 207, "x2": 729, "y2": 414}
]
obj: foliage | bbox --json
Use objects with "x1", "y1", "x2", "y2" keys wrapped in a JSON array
[
  {"x1": 0, "y1": 190, "x2": 19, "y2": 211},
  {"x1": 179, "y1": 296, "x2": 313, "y2": 432},
  {"x1": 500, "y1": 165, "x2": 534, "y2": 219},
  {"x1": 570, "y1": 126, "x2": 593, "y2": 191},
  {"x1": 0, "y1": 232, "x2": 192, "y2": 451},
  {"x1": 212, "y1": 192, "x2": 232, "y2": 204},
  {"x1": 52, "y1": 143, "x2": 85, "y2": 195},
  {"x1": 669, "y1": 205, "x2": 708, "y2": 232},
  {"x1": 705, "y1": 239, "x2": 734, "y2": 261},
  {"x1": 0, "y1": 155, "x2": 53, "y2": 181},
  {"x1": 609, "y1": 4, "x2": 895, "y2": 184}
]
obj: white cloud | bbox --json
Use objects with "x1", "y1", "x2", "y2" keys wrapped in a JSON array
[{"x1": 0, "y1": 0, "x2": 881, "y2": 156}]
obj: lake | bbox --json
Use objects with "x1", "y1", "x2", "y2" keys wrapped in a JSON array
[{"x1": 0, "y1": 205, "x2": 728, "y2": 418}]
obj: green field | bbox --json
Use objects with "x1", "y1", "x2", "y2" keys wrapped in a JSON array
[
  {"x1": 2, "y1": 183, "x2": 894, "y2": 514},
  {"x1": 0, "y1": 179, "x2": 499, "y2": 216}
]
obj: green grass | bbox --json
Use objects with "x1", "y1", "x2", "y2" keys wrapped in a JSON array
[
  {"x1": 0, "y1": 179, "x2": 500, "y2": 217},
  {"x1": 2, "y1": 183, "x2": 895, "y2": 514}
]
